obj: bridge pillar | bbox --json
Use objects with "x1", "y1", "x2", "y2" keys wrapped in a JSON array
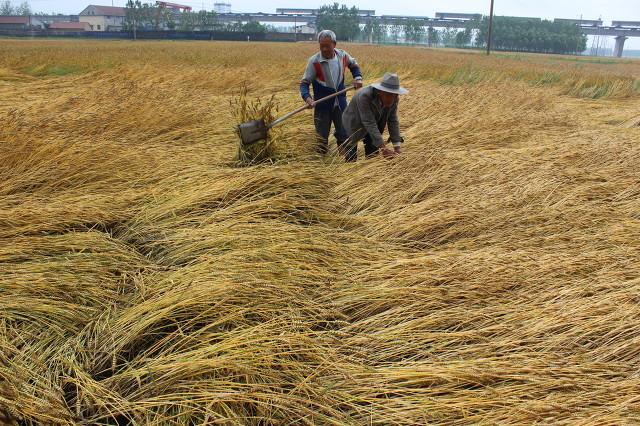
[{"x1": 614, "y1": 35, "x2": 627, "y2": 58}]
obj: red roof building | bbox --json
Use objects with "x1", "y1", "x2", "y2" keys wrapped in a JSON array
[{"x1": 0, "y1": 16, "x2": 30, "y2": 29}]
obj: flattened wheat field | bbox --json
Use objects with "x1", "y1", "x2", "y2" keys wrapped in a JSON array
[{"x1": 1, "y1": 39, "x2": 640, "y2": 424}]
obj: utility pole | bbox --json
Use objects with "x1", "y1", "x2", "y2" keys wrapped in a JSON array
[{"x1": 486, "y1": 0, "x2": 495, "y2": 55}]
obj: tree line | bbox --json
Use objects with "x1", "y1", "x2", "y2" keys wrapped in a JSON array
[
  {"x1": 475, "y1": 16, "x2": 587, "y2": 54},
  {"x1": 2, "y1": 0, "x2": 588, "y2": 54},
  {"x1": 124, "y1": 1, "x2": 267, "y2": 33},
  {"x1": 317, "y1": 3, "x2": 587, "y2": 55}
]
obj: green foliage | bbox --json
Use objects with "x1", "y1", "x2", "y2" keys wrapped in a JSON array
[
  {"x1": 179, "y1": 10, "x2": 196, "y2": 31},
  {"x1": 475, "y1": 16, "x2": 587, "y2": 54},
  {"x1": 15, "y1": 0, "x2": 29, "y2": 15},
  {"x1": 316, "y1": 3, "x2": 360, "y2": 42},
  {"x1": 224, "y1": 21, "x2": 267, "y2": 33},
  {"x1": 389, "y1": 24, "x2": 402, "y2": 44},
  {"x1": 196, "y1": 10, "x2": 219, "y2": 31},
  {"x1": 0, "y1": 0, "x2": 13, "y2": 15},
  {"x1": 403, "y1": 19, "x2": 425, "y2": 44},
  {"x1": 124, "y1": 0, "x2": 145, "y2": 31},
  {"x1": 124, "y1": 2, "x2": 262, "y2": 33},
  {"x1": 24, "y1": 64, "x2": 77, "y2": 77},
  {"x1": 427, "y1": 26, "x2": 439, "y2": 47},
  {"x1": 240, "y1": 21, "x2": 267, "y2": 33},
  {"x1": 455, "y1": 27, "x2": 472, "y2": 47},
  {"x1": 440, "y1": 28, "x2": 459, "y2": 47},
  {"x1": 362, "y1": 20, "x2": 384, "y2": 43}
]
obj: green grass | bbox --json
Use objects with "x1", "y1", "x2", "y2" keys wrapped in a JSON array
[
  {"x1": 535, "y1": 71, "x2": 563, "y2": 86},
  {"x1": 439, "y1": 67, "x2": 489, "y2": 85},
  {"x1": 552, "y1": 56, "x2": 632, "y2": 65},
  {"x1": 24, "y1": 64, "x2": 78, "y2": 77}
]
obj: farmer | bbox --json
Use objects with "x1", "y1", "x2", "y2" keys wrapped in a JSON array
[
  {"x1": 300, "y1": 30, "x2": 363, "y2": 155},
  {"x1": 341, "y1": 73, "x2": 408, "y2": 162}
]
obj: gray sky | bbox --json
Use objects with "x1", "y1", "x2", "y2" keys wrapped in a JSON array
[{"x1": 27, "y1": 0, "x2": 640, "y2": 49}]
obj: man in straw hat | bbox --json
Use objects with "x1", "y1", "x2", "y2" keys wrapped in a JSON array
[
  {"x1": 341, "y1": 72, "x2": 408, "y2": 162},
  {"x1": 300, "y1": 29, "x2": 363, "y2": 155}
]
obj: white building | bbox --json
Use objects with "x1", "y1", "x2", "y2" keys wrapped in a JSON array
[
  {"x1": 214, "y1": 3, "x2": 231, "y2": 14},
  {"x1": 79, "y1": 5, "x2": 126, "y2": 31}
]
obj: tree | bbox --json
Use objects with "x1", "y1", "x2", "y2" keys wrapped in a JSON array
[
  {"x1": 403, "y1": 19, "x2": 425, "y2": 44},
  {"x1": 242, "y1": 21, "x2": 267, "y2": 33},
  {"x1": 138, "y1": 3, "x2": 151, "y2": 29},
  {"x1": 455, "y1": 28, "x2": 472, "y2": 47},
  {"x1": 362, "y1": 20, "x2": 384, "y2": 43},
  {"x1": 0, "y1": 0, "x2": 14, "y2": 15},
  {"x1": 15, "y1": 1, "x2": 29, "y2": 15},
  {"x1": 427, "y1": 26, "x2": 439, "y2": 47},
  {"x1": 473, "y1": 16, "x2": 587, "y2": 54},
  {"x1": 124, "y1": 0, "x2": 143, "y2": 38},
  {"x1": 316, "y1": 3, "x2": 360, "y2": 42},
  {"x1": 196, "y1": 10, "x2": 217, "y2": 31},
  {"x1": 166, "y1": 15, "x2": 175, "y2": 30},
  {"x1": 389, "y1": 24, "x2": 402, "y2": 44},
  {"x1": 153, "y1": 3, "x2": 166, "y2": 30},
  {"x1": 179, "y1": 10, "x2": 196, "y2": 31},
  {"x1": 222, "y1": 21, "x2": 266, "y2": 33},
  {"x1": 440, "y1": 28, "x2": 458, "y2": 47}
]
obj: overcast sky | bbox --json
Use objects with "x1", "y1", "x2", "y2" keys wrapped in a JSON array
[{"x1": 27, "y1": 0, "x2": 640, "y2": 49}]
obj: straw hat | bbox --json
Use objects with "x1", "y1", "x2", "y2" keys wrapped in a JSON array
[{"x1": 371, "y1": 73, "x2": 409, "y2": 95}]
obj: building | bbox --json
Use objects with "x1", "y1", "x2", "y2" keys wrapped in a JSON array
[
  {"x1": 612, "y1": 21, "x2": 640, "y2": 28},
  {"x1": 49, "y1": 22, "x2": 91, "y2": 31},
  {"x1": 555, "y1": 18, "x2": 602, "y2": 27},
  {"x1": 435, "y1": 12, "x2": 482, "y2": 21},
  {"x1": 214, "y1": 3, "x2": 232, "y2": 14},
  {"x1": 296, "y1": 24, "x2": 316, "y2": 34},
  {"x1": 31, "y1": 15, "x2": 80, "y2": 28},
  {"x1": 276, "y1": 8, "x2": 375, "y2": 16},
  {"x1": 79, "y1": 5, "x2": 126, "y2": 31},
  {"x1": 156, "y1": 2, "x2": 192, "y2": 12},
  {"x1": 0, "y1": 16, "x2": 30, "y2": 30}
]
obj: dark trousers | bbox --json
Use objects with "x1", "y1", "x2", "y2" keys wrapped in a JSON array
[
  {"x1": 314, "y1": 106, "x2": 347, "y2": 155},
  {"x1": 343, "y1": 132, "x2": 384, "y2": 162},
  {"x1": 345, "y1": 110, "x2": 390, "y2": 162}
]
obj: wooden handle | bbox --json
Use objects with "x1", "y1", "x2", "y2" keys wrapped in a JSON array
[{"x1": 268, "y1": 86, "x2": 355, "y2": 129}]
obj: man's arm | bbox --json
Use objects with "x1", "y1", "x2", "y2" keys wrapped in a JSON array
[
  {"x1": 356, "y1": 97, "x2": 385, "y2": 148},
  {"x1": 300, "y1": 59, "x2": 315, "y2": 106},
  {"x1": 345, "y1": 52, "x2": 363, "y2": 88},
  {"x1": 388, "y1": 103, "x2": 402, "y2": 151}
]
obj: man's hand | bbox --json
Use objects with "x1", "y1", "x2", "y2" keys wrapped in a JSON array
[
  {"x1": 380, "y1": 146, "x2": 396, "y2": 159},
  {"x1": 354, "y1": 80, "x2": 363, "y2": 89},
  {"x1": 305, "y1": 97, "x2": 315, "y2": 108},
  {"x1": 387, "y1": 137, "x2": 403, "y2": 155}
]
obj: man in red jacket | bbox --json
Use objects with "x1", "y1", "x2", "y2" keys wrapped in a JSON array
[{"x1": 300, "y1": 30, "x2": 363, "y2": 156}]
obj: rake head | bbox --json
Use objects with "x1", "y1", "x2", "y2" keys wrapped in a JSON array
[{"x1": 238, "y1": 119, "x2": 269, "y2": 146}]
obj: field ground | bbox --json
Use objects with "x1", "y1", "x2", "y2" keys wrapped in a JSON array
[{"x1": 1, "y1": 39, "x2": 640, "y2": 424}]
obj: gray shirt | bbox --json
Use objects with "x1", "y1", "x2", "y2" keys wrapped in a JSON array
[
  {"x1": 342, "y1": 86, "x2": 402, "y2": 148},
  {"x1": 327, "y1": 56, "x2": 341, "y2": 106}
]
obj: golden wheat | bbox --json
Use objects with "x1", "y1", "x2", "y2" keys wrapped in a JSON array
[{"x1": 1, "y1": 39, "x2": 639, "y2": 425}]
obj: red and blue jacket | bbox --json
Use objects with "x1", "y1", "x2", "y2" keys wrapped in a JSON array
[{"x1": 300, "y1": 49, "x2": 363, "y2": 113}]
